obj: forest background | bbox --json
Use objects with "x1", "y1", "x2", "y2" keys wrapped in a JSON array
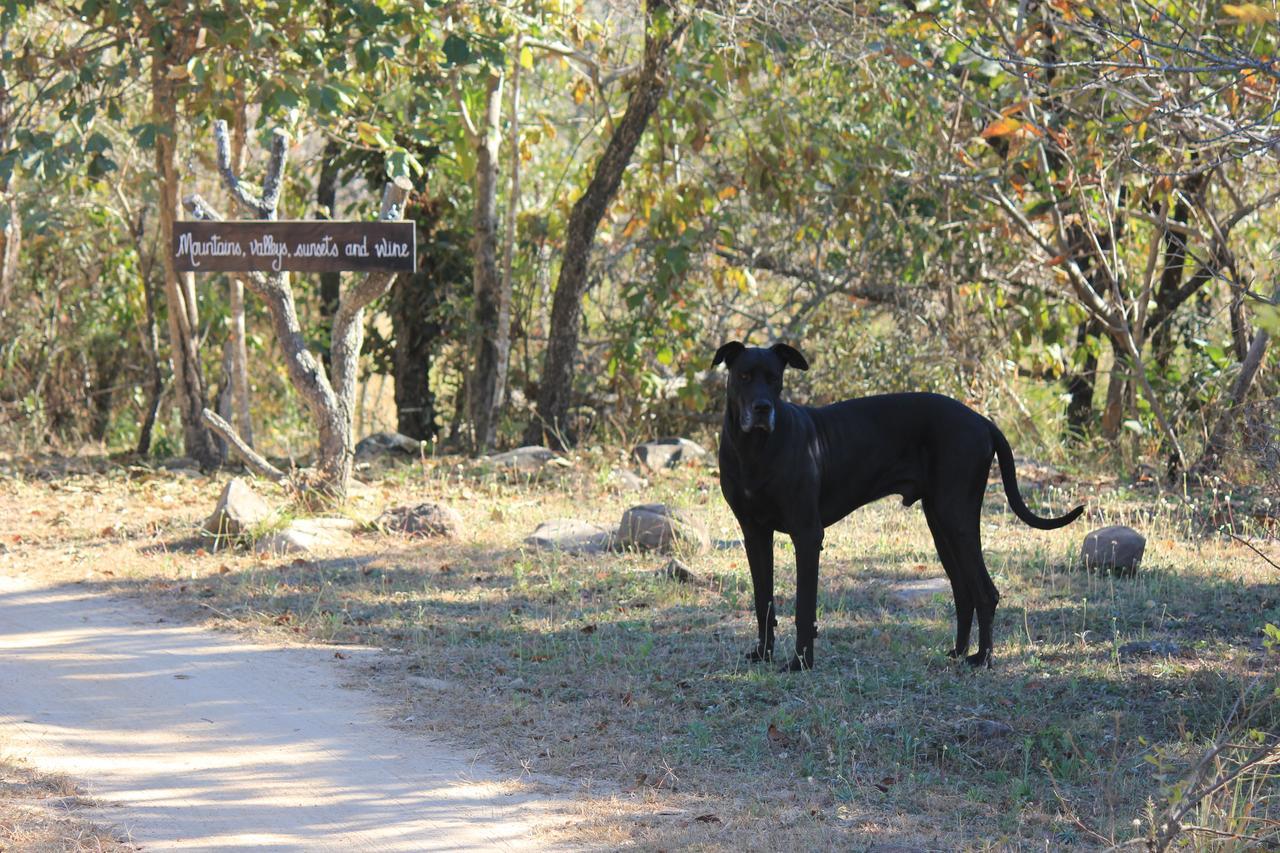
[{"x1": 1, "y1": 0, "x2": 1278, "y2": 490}]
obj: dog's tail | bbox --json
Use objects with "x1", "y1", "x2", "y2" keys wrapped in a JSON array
[{"x1": 990, "y1": 424, "x2": 1084, "y2": 530}]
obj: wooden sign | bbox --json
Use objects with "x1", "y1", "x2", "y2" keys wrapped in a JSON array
[{"x1": 174, "y1": 221, "x2": 416, "y2": 273}]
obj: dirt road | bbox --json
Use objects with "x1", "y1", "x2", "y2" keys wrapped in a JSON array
[{"x1": 0, "y1": 574, "x2": 570, "y2": 851}]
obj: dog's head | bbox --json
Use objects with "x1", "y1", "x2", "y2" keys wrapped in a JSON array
[{"x1": 712, "y1": 341, "x2": 809, "y2": 434}]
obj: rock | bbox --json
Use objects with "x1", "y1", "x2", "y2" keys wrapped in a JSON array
[
  {"x1": 376, "y1": 503, "x2": 464, "y2": 539},
  {"x1": 406, "y1": 675, "x2": 452, "y2": 691},
  {"x1": 1080, "y1": 525, "x2": 1146, "y2": 576},
  {"x1": 616, "y1": 504, "x2": 710, "y2": 554},
  {"x1": 524, "y1": 519, "x2": 615, "y2": 554},
  {"x1": 203, "y1": 477, "x2": 275, "y2": 537},
  {"x1": 1118, "y1": 639, "x2": 1181, "y2": 659},
  {"x1": 255, "y1": 517, "x2": 356, "y2": 556},
  {"x1": 887, "y1": 577, "x2": 950, "y2": 607},
  {"x1": 631, "y1": 438, "x2": 709, "y2": 471},
  {"x1": 610, "y1": 469, "x2": 649, "y2": 492},
  {"x1": 486, "y1": 446, "x2": 568, "y2": 473},
  {"x1": 355, "y1": 432, "x2": 422, "y2": 460},
  {"x1": 655, "y1": 558, "x2": 699, "y2": 584}
]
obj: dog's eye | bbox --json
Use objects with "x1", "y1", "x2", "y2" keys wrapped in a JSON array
[{"x1": 738, "y1": 372, "x2": 750, "y2": 381}]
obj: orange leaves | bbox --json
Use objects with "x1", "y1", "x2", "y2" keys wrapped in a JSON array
[{"x1": 980, "y1": 117, "x2": 1025, "y2": 139}]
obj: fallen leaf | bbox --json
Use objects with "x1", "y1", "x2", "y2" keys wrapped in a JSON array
[
  {"x1": 218, "y1": 565, "x2": 231, "y2": 574},
  {"x1": 333, "y1": 651, "x2": 348, "y2": 660},
  {"x1": 580, "y1": 624, "x2": 597, "y2": 635},
  {"x1": 694, "y1": 813, "x2": 722, "y2": 824},
  {"x1": 173, "y1": 674, "x2": 192, "y2": 680}
]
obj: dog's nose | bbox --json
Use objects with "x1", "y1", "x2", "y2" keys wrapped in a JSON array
[{"x1": 752, "y1": 401, "x2": 773, "y2": 417}]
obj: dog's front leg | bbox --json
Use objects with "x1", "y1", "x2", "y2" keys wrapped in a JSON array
[
  {"x1": 741, "y1": 522, "x2": 776, "y2": 661},
  {"x1": 783, "y1": 526, "x2": 823, "y2": 672}
]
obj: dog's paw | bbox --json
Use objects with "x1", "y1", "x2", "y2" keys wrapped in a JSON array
[
  {"x1": 746, "y1": 646, "x2": 773, "y2": 663},
  {"x1": 964, "y1": 650, "x2": 992, "y2": 669},
  {"x1": 946, "y1": 647, "x2": 966, "y2": 660}
]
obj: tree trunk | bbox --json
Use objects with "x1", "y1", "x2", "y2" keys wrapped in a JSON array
[
  {"x1": 152, "y1": 47, "x2": 221, "y2": 468},
  {"x1": 136, "y1": 256, "x2": 165, "y2": 456},
  {"x1": 1063, "y1": 319, "x2": 1101, "y2": 439},
  {"x1": 227, "y1": 89, "x2": 254, "y2": 447},
  {"x1": 391, "y1": 268, "x2": 441, "y2": 441},
  {"x1": 524, "y1": 0, "x2": 685, "y2": 448},
  {"x1": 465, "y1": 72, "x2": 508, "y2": 453},
  {"x1": 0, "y1": 53, "x2": 17, "y2": 318},
  {"x1": 316, "y1": 139, "x2": 343, "y2": 342},
  {"x1": 1101, "y1": 342, "x2": 1127, "y2": 439},
  {"x1": 1191, "y1": 285, "x2": 1278, "y2": 477}
]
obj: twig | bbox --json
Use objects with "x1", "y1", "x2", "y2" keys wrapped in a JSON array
[
  {"x1": 201, "y1": 408, "x2": 285, "y2": 482},
  {"x1": 1226, "y1": 532, "x2": 1280, "y2": 572}
]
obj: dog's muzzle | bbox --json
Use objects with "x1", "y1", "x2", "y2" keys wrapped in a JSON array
[{"x1": 741, "y1": 401, "x2": 775, "y2": 433}]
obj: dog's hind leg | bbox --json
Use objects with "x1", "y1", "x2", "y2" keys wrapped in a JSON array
[
  {"x1": 923, "y1": 500, "x2": 974, "y2": 660},
  {"x1": 742, "y1": 522, "x2": 776, "y2": 662},
  {"x1": 925, "y1": 499, "x2": 998, "y2": 668},
  {"x1": 950, "y1": 522, "x2": 999, "y2": 668}
]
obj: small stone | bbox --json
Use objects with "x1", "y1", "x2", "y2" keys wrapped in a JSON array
[
  {"x1": 486, "y1": 446, "x2": 568, "y2": 473},
  {"x1": 887, "y1": 577, "x2": 950, "y2": 607},
  {"x1": 1080, "y1": 525, "x2": 1146, "y2": 576},
  {"x1": 406, "y1": 675, "x2": 452, "y2": 691},
  {"x1": 962, "y1": 719, "x2": 1014, "y2": 742},
  {"x1": 354, "y1": 432, "x2": 422, "y2": 460},
  {"x1": 255, "y1": 517, "x2": 355, "y2": 556},
  {"x1": 203, "y1": 477, "x2": 275, "y2": 537},
  {"x1": 616, "y1": 504, "x2": 710, "y2": 555},
  {"x1": 1118, "y1": 639, "x2": 1181, "y2": 659},
  {"x1": 631, "y1": 438, "x2": 709, "y2": 472},
  {"x1": 611, "y1": 469, "x2": 648, "y2": 491},
  {"x1": 376, "y1": 503, "x2": 464, "y2": 539},
  {"x1": 525, "y1": 519, "x2": 615, "y2": 554},
  {"x1": 655, "y1": 558, "x2": 699, "y2": 584}
]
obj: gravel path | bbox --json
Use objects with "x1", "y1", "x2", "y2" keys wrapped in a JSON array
[{"x1": 0, "y1": 575, "x2": 568, "y2": 851}]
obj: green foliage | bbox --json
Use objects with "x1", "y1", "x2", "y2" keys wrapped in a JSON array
[{"x1": 0, "y1": 0, "x2": 1275, "y2": 482}]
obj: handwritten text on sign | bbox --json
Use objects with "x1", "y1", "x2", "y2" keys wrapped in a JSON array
[{"x1": 174, "y1": 221, "x2": 416, "y2": 273}]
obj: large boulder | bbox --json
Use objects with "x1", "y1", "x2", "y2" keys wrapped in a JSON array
[
  {"x1": 203, "y1": 477, "x2": 274, "y2": 537},
  {"x1": 255, "y1": 517, "x2": 356, "y2": 556},
  {"x1": 486, "y1": 446, "x2": 569, "y2": 473},
  {"x1": 355, "y1": 432, "x2": 422, "y2": 461},
  {"x1": 616, "y1": 504, "x2": 710, "y2": 554},
  {"x1": 525, "y1": 519, "x2": 615, "y2": 554},
  {"x1": 1080, "y1": 525, "x2": 1146, "y2": 576},
  {"x1": 631, "y1": 438, "x2": 709, "y2": 471},
  {"x1": 376, "y1": 503, "x2": 464, "y2": 539}
]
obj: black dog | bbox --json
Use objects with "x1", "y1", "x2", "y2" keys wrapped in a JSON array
[{"x1": 713, "y1": 341, "x2": 1083, "y2": 671}]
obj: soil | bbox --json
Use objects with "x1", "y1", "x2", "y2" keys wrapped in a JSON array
[{"x1": 0, "y1": 573, "x2": 575, "y2": 851}]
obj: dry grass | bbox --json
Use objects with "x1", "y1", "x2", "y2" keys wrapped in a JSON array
[
  {"x1": 0, "y1": 448, "x2": 1277, "y2": 850},
  {"x1": 0, "y1": 752, "x2": 133, "y2": 852}
]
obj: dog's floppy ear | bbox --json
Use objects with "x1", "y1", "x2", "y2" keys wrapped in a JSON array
[
  {"x1": 771, "y1": 343, "x2": 809, "y2": 371},
  {"x1": 712, "y1": 341, "x2": 746, "y2": 369}
]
